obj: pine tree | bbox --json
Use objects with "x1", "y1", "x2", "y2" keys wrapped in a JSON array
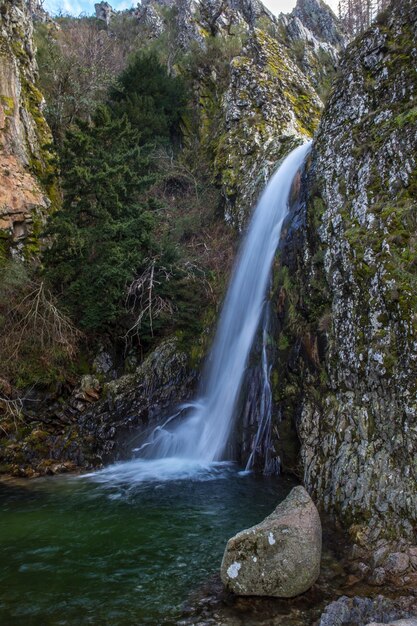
[
  {"x1": 44, "y1": 105, "x2": 157, "y2": 332},
  {"x1": 108, "y1": 52, "x2": 188, "y2": 146}
]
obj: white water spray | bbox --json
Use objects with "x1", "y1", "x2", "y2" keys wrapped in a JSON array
[{"x1": 91, "y1": 142, "x2": 311, "y2": 483}]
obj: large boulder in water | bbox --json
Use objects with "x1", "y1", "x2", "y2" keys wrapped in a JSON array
[{"x1": 220, "y1": 486, "x2": 321, "y2": 597}]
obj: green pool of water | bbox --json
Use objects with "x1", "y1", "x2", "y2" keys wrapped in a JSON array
[{"x1": 0, "y1": 466, "x2": 295, "y2": 626}]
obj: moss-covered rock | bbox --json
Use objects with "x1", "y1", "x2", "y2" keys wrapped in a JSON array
[
  {"x1": 275, "y1": 0, "x2": 417, "y2": 583},
  {"x1": 213, "y1": 28, "x2": 322, "y2": 227},
  {"x1": 0, "y1": 0, "x2": 58, "y2": 256},
  {"x1": 0, "y1": 336, "x2": 197, "y2": 475},
  {"x1": 134, "y1": 0, "x2": 340, "y2": 227}
]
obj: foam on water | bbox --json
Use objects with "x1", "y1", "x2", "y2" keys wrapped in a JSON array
[{"x1": 88, "y1": 458, "x2": 234, "y2": 485}]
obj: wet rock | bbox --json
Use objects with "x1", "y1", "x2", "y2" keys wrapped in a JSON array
[
  {"x1": 318, "y1": 596, "x2": 417, "y2": 626},
  {"x1": 76, "y1": 337, "x2": 196, "y2": 466},
  {"x1": 220, "y1": 486, "x2": 321, "y2": 597},
  {"x1": 0, "y1": 337, "x2": 196, "y2": 474}
]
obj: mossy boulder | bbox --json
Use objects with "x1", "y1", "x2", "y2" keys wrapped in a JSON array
[{"x1": 221, "y1": 486, "x2": 322, "y2": 597}]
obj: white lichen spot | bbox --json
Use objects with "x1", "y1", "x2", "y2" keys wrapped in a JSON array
[
  {"x1": 268, "y1": 532, "x2": 276, "y2": 545},
  {"x1": 227, "y1": 562, "x2": 241, "y2": 579}
]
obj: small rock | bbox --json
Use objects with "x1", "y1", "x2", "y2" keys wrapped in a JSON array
[
  {"x1": 220, "y1": 486, "x2": 321, "y2": 597},
  {"x1": 79, "y1": 375, "x2": 101, "y2": 401},
  {"x1": 373, "y1": 544, "x2": 390, "y2": 568},
  {"x1": 367, "y1": 618, "x2": 417, "y2": 626},
  {"x1": 318, "y1": 595, "x2": 417, "y2": 626},
  {"x1": 93, "y1": 351, "x2": 115, "y2": 378},
  {"x1": 385, "y1": 553, "x2": 410, "y2": 575},
  {"x1": 357, "y1": 562, "x2": 371, "y2": 577},
  {"x1": 368, "y1": 567, "x2": 386, "y2": 586}
]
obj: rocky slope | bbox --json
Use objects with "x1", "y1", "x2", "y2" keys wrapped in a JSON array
[
  {"x1": 279, "y1": 0, "x2": 346, "y2": 98},
  {"x1": 275, "y1": 0, "x2": 417, "y2": 584},
  {"x1": 109, "y1": 0, "x2": 343, "y2": 226},
  {"x1": 0, "y1": 337, "x2": 197, "y2": 476},
  {"x1": 0, "y1": 0, "x2": 57, "y2": 256}
]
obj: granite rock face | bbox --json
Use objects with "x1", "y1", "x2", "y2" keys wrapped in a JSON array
[
  {"x1": 0, "y1": 0, "x2": 56, "y2": 255},
  {"x1": 94, "y1": 1, "x2": 115, "y2": 25},
  {"x1": 220, "y1": 486, "x2": 321, "y2": 597},
  {"x1": 279, "y1": 1, "x2": 345, "y2": 98},
  {"x1": 274, "y1": 0, "x2": 417, "y2": 581},
  {"x1": 27, "y1": 0, "x2": 54, "y2": 23},
  {"x1": 215, "y1": 29, "x2": 322, "y2": 228}
]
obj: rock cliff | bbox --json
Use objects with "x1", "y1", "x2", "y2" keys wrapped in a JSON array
[
  {"x1": 275, "y1": 0, "x2": 417, "y2": 583},
  {"x1": 132, "y1": 0, "x2": 342, "y2": 226},
  {"x1": 279, "y1": 0, "x2": 346, "y2": 99},
  {"x1": 0, "y1": 0, "x2": 57, "y2": 256}
]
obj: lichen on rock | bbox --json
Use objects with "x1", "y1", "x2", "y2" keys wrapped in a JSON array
[
  {"x1": 0, "y1": 0, "x2": 58, "y2": 256},
  {"x1": 220, "y1": 485, "x2": 322, "y2": 597},
  {"x1": 274, "y1": 0, "x2": 417, "y2": 583},
  {"x1": 212, "y1": 27, "x2": 322, "y2": 227}
]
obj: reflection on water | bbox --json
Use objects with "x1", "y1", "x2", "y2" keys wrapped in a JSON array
[{"x1": 0, "y1": 468, "x2": 297, "y2": 625}]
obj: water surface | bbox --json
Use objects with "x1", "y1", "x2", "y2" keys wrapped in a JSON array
[{"x1": 0, "y1": 468, "x2": 296, "y2": 625}]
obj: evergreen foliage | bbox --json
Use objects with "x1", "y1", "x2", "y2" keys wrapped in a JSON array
[
  {"x1": 44, "y1": 105, "x2": 157, "y2": 333},
  {"x1": 109, "y1": 52, "x2": 188, "y2": 146},
  {"x1": 40, "y1": 29, "x2": 225, "y2": 357}
]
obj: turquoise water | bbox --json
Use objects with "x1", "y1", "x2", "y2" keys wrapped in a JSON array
[{"x1": 0, "y1": 467, "x2": 295, "y2": 626}]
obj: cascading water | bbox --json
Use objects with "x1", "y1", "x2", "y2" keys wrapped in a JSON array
[
  {"x1": 91, "y1": 142, "x2": 311, "y2": 483},
  {"x1": 244, "y1": 302, "x2": 280, "y2": 475}
]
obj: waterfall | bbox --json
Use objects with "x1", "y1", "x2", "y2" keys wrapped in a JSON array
[{"x1": 91, "y1": 142, "x2": 311, "y2": 483}]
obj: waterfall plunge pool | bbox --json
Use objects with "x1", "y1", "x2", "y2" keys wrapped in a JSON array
[{"x1": 0, "y1": 468, "x2": 302, "y2": 625}]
